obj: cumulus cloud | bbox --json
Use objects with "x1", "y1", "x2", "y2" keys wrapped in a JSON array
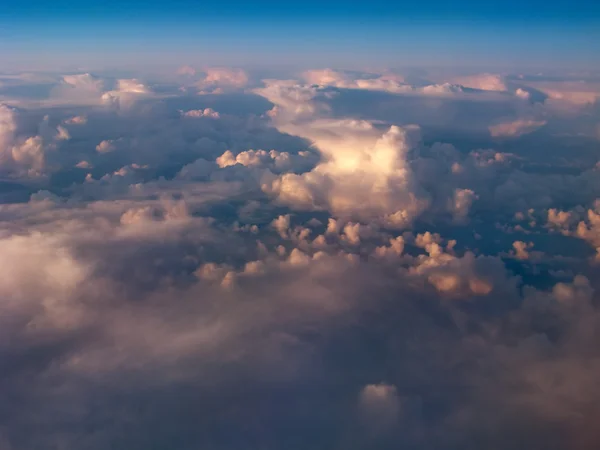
[
  {"x1": 300, "y1": 69, "x2": 473, "y2": 96},
  {"x1": 489, "y1": 118, "x2": 547, "y2": 137},
  {"x1": 256, "y1": 81, "x2": 429, "y2": 224},
  {"x1": 524, "y1": 79, "x2": 600, "y2": 105},
  {"x1": 0, "y1": 103, "x2": 17, "y2": 151},
  {"x1": 450, "y1": 188, "x2": 478, "y2": 222},
  {"x1": 96, "y1": 139, "x2": 116, "y2": 153},
  {"x1": 512, "y1": 240, "x2": 533, "y2": 260},
  {"x1": 62, "y1": 72, "x2": 105, "y2": 91},
  {"x1": 447, "y1": 73, "x2": 508, "y2": 92},
  {"x1": 264, "y1": 123, "x2": 426, "y2": 225},
  {"x1": 359, "y1": 383, "x2": 401, "y2": 431},
  {"x1": 101, "y1": 78, "x2": 152, "y2": 109},
  {"x1": 0, "y1": 104, "x2": 64, "y2": 176},
  {"x1": 302, "y1": 69, "x2": 409, "y2": 93},
  {"x1": 64, "y1": 115, "x2": 88, "y2": 125},
  {"x1": 176, "y1": 65, "x2": 197, "y2": 76},
  {"x1": 214, "y1": 147, "x2": 317, "y2": 174},
  {"x1": 195, "y1": 67, "x2": 249, "y2": 93},
  {"x1": 181, "y1": 108, "x2": 220, "y2": 118}
]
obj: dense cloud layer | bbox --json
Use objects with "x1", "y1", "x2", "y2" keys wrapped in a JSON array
[{"x1": 0, "y1": 66, "x2": 599, "y2": 449}]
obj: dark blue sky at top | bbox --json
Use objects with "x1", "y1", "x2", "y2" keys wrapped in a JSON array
[
  {"x1": 3, "y1": 0, "x2": 600, "y2": 21},
  {"x1": 1, "y1": 0, "x2": 599, "y2": 70}
]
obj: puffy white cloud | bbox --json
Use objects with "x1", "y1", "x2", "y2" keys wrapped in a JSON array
[
  {"x1": 525, "y1": 79, "x2": 600, "y2": 105},
  {"x1": 176, "y1": 65, "x2": 197, "y2": 76},
  {"x1": 56, "y1": 125, "x2": 70, "y2": 140},
  {"x1": 11, "y1": 136, "x2": 45, "y2": 175},
  {"x1": 542, "y1": 202, "x2": 600, "y2": 257},
  {"x1": 101, "y1": 78, "x2": 152, "y2": 109},
  {"x1": 489, "y1": 119, "x2": 546, "y2": 137},
  {"x1": 256, "y1": 80, "x2": 332, "y2": 122},
  {"x1": 0, "y1": 104, "x2": 54, "y2": 176},
  {"x1": 75, "y1": 160, "x2": 92, "y2": 169},
  {"x1": 96, "y1": 139, "x2": 116, "y2": 153},
  {"x1": 547, "y1": 208, "x2": 575, "y2": 228},
  {"x1": 359, "y1": 383, "x2": 401, "y2": 430},
  {"x1": 114, "y1": 79, "x2": 149, "y2": 94},
  {"x1": 301, "y1": 69, "x2": 470, "y2": 96},
  {"x1": 303, "y1": 68, "x2": 355, "y2": 86},
  {"x1": 62, "y1": 73, "x2": 105, "y2": 91},
  {"x1": 512, "y1": 240, "x2": 533, "y2": 260},
  {"x1": 262, "y1": 123, "x2": 427, "y2": 225},
  {"x1": 342, "y1": 222, "x2": 361, "y2": 245},
  {"x1": 271, "y1": 214, "x2": 291, "y2": 238},
  {"x1": 196, "y1": 67, "x2": 249, "y2": 92},
  {"x1": 515, "y1": 88, "x2": 531, "y2": 99},
  {"x1": 573, "y1": 204, "x2": 600, "y2": 256},
  {"x1": 214, "y1": 148, "x2": 316, "y2": 174},
  {"x1": 302, "y1": 69, "x2": 411, "y2": 93},
  {"x1": 181, "y1": 108, "x2": 220, "y2": 119},
  {"x1": 408, "y1": 248, "x2": 512, "y2": 298},
  {"x1": 0, "y1": 232, "x2": 89, "y2": 330},
  {"x1": 372, "y1": 235, "x2": 405, "y2": 260},
  {"x1": 446, "y1": 73, "x2": 508, "y2": 92},
  {"x1": 450, "y1": 188, "x2": 478, "y2": 222},
  {"x1": 64, "y1": 115, "x2": 88, "y2": 125},
  {"x1": 552, "y1": 275, "x2": 593, "y2": 304},
  {"x1": 0, "y1": 103, "x2": 17, "y2": 152},
  {"x1": 43, "y1": 73, "x2": 109, "y2": 105},
  {"x1": 256, "y1": 83, "x2": 428, "y2": 224}
]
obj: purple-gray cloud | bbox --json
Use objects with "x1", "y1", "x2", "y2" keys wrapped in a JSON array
[{"x1": 0, "y1": 67, "x2": 599, "y2": 449}]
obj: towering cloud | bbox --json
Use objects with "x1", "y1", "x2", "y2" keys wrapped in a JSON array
[{"x1": 257, "y1": 81, "x2": 428, "y2": 225}]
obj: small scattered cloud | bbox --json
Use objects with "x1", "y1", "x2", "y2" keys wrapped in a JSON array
[
  {"x1": 489, "y1": 119, "x2": 546, "y2": 137},
  {"x1": 177, "y1": 65, "x2": 197, "y2": 76},
  {"x1": 96, "y1": 139, "x2": 116, "y2": 153},
  {"x1": 181, "y1": 108, "x2": 220, "y2": 119}
]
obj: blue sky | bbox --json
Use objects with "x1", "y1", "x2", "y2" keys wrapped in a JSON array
[{"x1": 1, "y1": 0, "x2": 599, "y2": 70}]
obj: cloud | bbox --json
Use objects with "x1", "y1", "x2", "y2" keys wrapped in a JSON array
[
  {"x1": 489, "y1": 118, "x2": 547, "y2": 137},
  {"x1": 101, "y1": 78, "x2": 152, "y2": 109},
  {"x1": 303, "y1": 68, "x2": 355, "y2": 86},
  {"x1": 0, "y1": 232, "x2": 89, "y2": 332},
  {"x1": 263, "y1": 124, "x2": 427, "y2": 225},
  {"x1": 0, "y1": 103, "x2": 17, "y2": 152},
  {"x1": 523, "y1": 79, "x2": 600, "y2": 105},
  {"x1": 181, "y1": 108, "x2": 220, "y2": 118},
  {"x1": 64, "y1": 115, "x2": 88, "y2": 125},
  {"x1": 450, "y1": 188, "x2": 478, "y2": 222},
  {"x1": 214, "y1": 147, "x2": 317, "y2": 174},
  {"x1": 177, "y1": 65, "x2": 197, "y2": 76},
  {"x1": 256, "y1": 81, "x2": 429, "y2": 224},
  {"x1": 62, "y1": 73, "x2": 105, "y2": 91},
  {"x1": 512, "y1": 240, "x2": 533, "y2": 260},
  {"x1": 302, "y1": 69, "x2": 411, "y2": 93},
  {"x1": 96, "y1": 139, "x2": 116, "y2": 153},
  {"x1": 0, "y1": 104, "x2": 62, "y2": 176},
  {"x1": 447, "y1": 73, "x2": 508, "y2": 92},
  {"x1": 196, "y1": 67, "x2": 249, "y2": 93},
  {"x1": 546, "y1": 201, "x2": 600, "y2": 258},
  {"x1": 301, "y1": 69, "x2": 469, "y2": 96},
  {"x1": 0, "y1": 66, "x2": 599, "y2": 450},
  {"x1": 10, "y1": 136, "x2": 45, "y2": 175},
  {"x1": 359, "y1": 383, "x2": 401, "y2": 431}
]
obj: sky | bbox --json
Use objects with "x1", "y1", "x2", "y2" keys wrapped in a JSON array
[
  {"x1": 1, "y1": 4, "x2": 600, "y2": 450},
  {"x1": 1, "y1": 0, "x2": 600, "y2": 70}
]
